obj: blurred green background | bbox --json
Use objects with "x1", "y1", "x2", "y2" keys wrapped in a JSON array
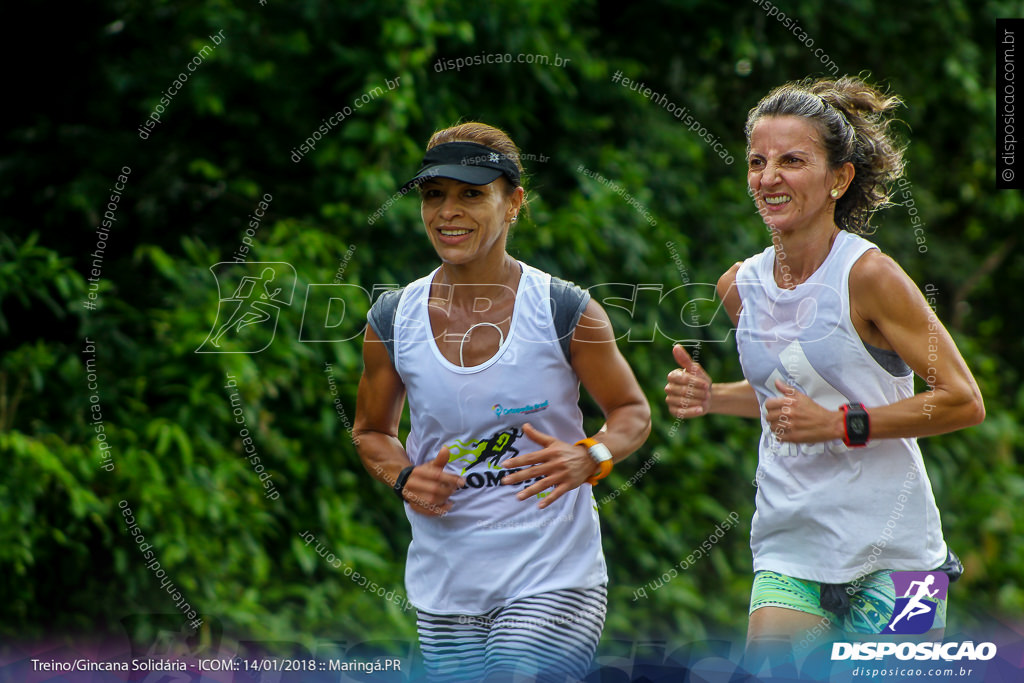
[{"x1": 2, "y1": 0, "x2": 1021, "y2": 660}]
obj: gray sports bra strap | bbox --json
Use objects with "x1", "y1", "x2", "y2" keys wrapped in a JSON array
[
  {"x1": 366, "y1": 287, "x2": 405, "y2": 365},
  {"x1": 862, "y1": 341, "x2": 912, "y2": 377},
  {"x1": 549, "y1": 276, "x2": 591, "y2": 365}
]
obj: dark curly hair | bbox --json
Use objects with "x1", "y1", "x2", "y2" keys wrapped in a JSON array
[{"x1": 744, "y1": 76, "x2": 906, "y2": 234}]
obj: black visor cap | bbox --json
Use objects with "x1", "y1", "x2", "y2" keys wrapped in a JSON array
[{"x1": 400, "y1": 141, "x2": 521, "y2": 193}]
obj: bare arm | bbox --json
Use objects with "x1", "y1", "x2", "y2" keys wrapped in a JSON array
[
  {"x1": 353, "y1": 326, "x2": 464, "y2": 515},
  {"x1": 765, "y1": 250, "x2": 985, "y2": 442},
  {"x1": 570, "y1": 298, "x2": 653, "y2": 460},
  {"x1": 665, "y1": 263, "x2": 760, "y2": 419},
  {"x1": 851, "y1": 251, "x2": 984, "y2": 437}
]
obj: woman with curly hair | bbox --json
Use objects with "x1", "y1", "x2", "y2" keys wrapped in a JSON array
[{"x1": 664, "y1": 76, "x2": 984, "y2": 656}]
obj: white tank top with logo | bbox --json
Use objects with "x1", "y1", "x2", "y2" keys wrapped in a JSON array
[
  {"x1": 393, "y1": 261, "x2": 606, "y2": 614},
  {"x1": 736, "y1": 230, "x2": 947, "y2": 584}
]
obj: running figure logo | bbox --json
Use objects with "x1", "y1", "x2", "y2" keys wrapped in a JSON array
[
  {"x1": 447, "y1": 427, "x2": 524, "y2": 474},
  {"x1": 882, "y1": 571, "x2": 948, "y2": 634},
  {"x1": 197, "y1": 262, "x2": 296, "y2": 353}
]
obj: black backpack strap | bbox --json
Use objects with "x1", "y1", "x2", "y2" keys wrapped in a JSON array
[
  {"x1": 366, "y1": 287, "x2": 405, "y2": 365},
  {"x1": 549, "y1": 276, "x2": 590, "y2": 365}
]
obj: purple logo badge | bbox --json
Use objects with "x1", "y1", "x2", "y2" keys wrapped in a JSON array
[{"x1": 882, "y1": 571, "x2": 948, "y2": 634}]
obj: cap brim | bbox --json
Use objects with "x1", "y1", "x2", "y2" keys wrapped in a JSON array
[{"x1": 399, "y1": 165, "x2": 504, "y2": 193}]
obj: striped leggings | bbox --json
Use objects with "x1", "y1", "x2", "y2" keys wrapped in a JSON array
[{"x1": 416, "y1": 585, "x2": 607, "y2": 682}]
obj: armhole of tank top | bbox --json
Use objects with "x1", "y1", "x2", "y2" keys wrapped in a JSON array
[
  {"x1": 845, "y1": 245, "x2": 913, "y2": 377},
  {"x1": 548, "y1": 276, "x2": 590, "y2": 366}
]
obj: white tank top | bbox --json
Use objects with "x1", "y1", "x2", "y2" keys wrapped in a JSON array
[
  {"x1": 735, "y1": 230, "x2": 947, "y2": 583},
  {"x1": 393, "y1": 261, "x2": 606, "y2": 613}
]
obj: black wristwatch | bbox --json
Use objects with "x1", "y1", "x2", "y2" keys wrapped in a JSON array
[
  {"x1": 841, "y1": 403, "x2": 870, "y2": 447},
  {"x1": 393, "y1": 465, "x2": 415, "y2": 501}
]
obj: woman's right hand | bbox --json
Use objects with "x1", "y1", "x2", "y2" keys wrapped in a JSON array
[
  {"x1": 665, "y1": 344, "x2": 712, "y2": 418},
  {"x1": 401, "y1": 447, "x2": 465, "y2": 517}
]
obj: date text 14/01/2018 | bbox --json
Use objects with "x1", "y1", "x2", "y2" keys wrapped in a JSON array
[{"x1": 198, "y1": 658, "x2": 403, "y2": 672}]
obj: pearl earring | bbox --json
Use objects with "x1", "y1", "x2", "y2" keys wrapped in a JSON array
[{"x1": 830, "y1": 189, "x2": 839, "y2": 198}]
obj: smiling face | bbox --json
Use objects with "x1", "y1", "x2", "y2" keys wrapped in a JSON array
[
  {"x1": 747, "y1": 115, "x2": 852, "y2": 235},
  {"x1": 420, "y1": 177, "x2": 523, "y2": 267}
]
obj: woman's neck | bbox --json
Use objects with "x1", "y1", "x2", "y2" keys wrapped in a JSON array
[
  {"x1": 434, "y1": 252, "x2": 521, "y2": 304},
  {"x1": 772, "y1": 223, "x2": 841, "y2": 288}
]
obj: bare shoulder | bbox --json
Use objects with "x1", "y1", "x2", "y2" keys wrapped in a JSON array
[
  {"x1": 717, "y1": 262, "x2": 744, "y2": 323},
  {"x1": 716, "y1": 261, "x2": 743, "y2": 297},
  {"x1": 849, "y1": 248, "x2": 928, "y2": 325},
  {"x1": 849, "y1": 249, "x2": 919, "y2": 301},
  {"x1": 850, "y1": 248, "x2": 909, "y2": 283}
]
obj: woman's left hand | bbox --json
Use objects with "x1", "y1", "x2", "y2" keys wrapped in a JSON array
[
  {"x1": 764, "y1": 379, "x2": 843, "y2": 443},
  {"x1": 501, "y1": 423, "x2": 598, "y2": 509}
]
